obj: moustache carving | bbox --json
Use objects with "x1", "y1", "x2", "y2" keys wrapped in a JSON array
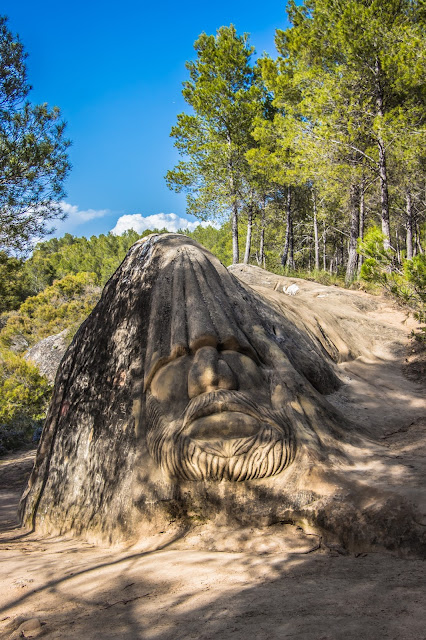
[{"x1": 182, "y1": 389, "x2": 272, "y2": 431}]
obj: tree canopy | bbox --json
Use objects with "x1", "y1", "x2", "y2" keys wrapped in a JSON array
[
  {"x1": 167, "y1": 10, "x2": 425, "y2": 276},
  {"x1": 166, "y1": 25, "x2": 268, "y2": 263},
  {"x1": 0, "y1": 16, "x2": 71, "y2": 254}
]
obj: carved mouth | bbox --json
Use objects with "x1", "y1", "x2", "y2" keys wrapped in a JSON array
[
  {"x1": 184, "y1": 411, "x2": 261, "y2": 441},
  {"x1": 183, "y1": 398, "x2": 261, "y2": 430}
]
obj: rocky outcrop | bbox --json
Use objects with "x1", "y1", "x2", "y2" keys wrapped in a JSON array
[
  {"x1": 24, "y1": 330, "x2": 70, "y2": 383},
  {"x1": 19, "y1": 235, "x2": 426, "y2": 555}
]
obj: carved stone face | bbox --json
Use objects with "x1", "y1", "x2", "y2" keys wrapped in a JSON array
[{"x1": 145, "y1": 345, "x2": 294, "y2": 482}]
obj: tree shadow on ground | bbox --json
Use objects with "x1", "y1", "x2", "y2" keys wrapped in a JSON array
[{"x1": 1, "y1": 532, "x2": 425, "y2": 640}]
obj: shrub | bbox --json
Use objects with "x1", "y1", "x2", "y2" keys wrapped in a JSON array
[
  {"x1": 0, "y1": 350, "x2": 52, "y2": 454},
  {"x1": 358, "y1": 227, "x2": 426, "y2": 336},
  {"x1": 0, "y1": 272, "x2": 101, "y2": 352}
]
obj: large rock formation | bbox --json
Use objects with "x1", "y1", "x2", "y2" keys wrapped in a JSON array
[{"x1": 20, "y1": 234, "x2": 426, "y2": 555}]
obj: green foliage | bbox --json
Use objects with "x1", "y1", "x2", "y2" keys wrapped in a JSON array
[
  {"x1": 359, "y1": 227, "x2": 426, "y2": 323},
  {"x1": 0, "y1": 350, "x2": 51, "y2": 422},
  {"x1": 0, "y1": 272, "x2": 101, "y2": 352},
  {"x1": 0, "y1": 251, "x2": 31, "y2": 313},
  {"x1": 404, "y1": 255, "x2": 426, "y2": 324},
  {"x1": 404, "y1": 254, "x2": 426, "y2": 296},
  {"x1": 24, "y1": 229, "x2": 144, "y2": 292},
  {"x1": 0, "y1": 349, "x2": 51, "y2": 454},
  {"x1": 358, "y1": 227, "x2": 394, "y2": 281},
  {"x1": 0, "y1": 16, "x2": 71, "y2": 253},
  {"x1": 185, "y1": 223, "x2": 233, "y2": 265}
]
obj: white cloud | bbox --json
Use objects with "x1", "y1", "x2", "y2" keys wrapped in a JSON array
[
  {"x1": 111, "y1": 212, "x2": 212, "y2": 235},
  {"x1": 59, "y1": 201, "x2": 110, "y2": 223}
]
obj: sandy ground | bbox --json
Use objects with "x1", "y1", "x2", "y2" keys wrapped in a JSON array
[
  {"x1": 1, "y1": 278, "x2": 426, "y2": 640},
  {"x1": 0, "y1": 451, "x2": 425, "y2": 640}
]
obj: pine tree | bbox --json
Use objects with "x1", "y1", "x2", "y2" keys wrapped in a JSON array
[
  {"x1": 274, "y1": 0, "x2": 425, "y2": 254},
  {"x1": 166, "y1": 25, "x2": 265, "y2": 263},
  {"x1": 0, "y1": 16, "x2": 71, "y2": 253}
]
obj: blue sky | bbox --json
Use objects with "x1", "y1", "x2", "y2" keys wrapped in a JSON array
[{"x1": 2, "y1": 0, "x2": 290, "y2": 239}]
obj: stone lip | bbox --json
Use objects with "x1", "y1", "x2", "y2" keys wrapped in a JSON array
[
  {"x1": 182, "y1": 392, "x2": 267, "y2": 429},
  {"x1": 187, "y1": 433, "x2": 260, "y2": 458},
  {"x1": 184, "y1": 412, "x2": 262, "y2": 440}
]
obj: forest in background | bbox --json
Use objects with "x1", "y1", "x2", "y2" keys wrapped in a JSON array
[
  {"x1": 0, "y1": 0, "x2": 425, "y2": 451},
  {"x1": 165, "y1": 2, "x2": 425, "y2": 283}
]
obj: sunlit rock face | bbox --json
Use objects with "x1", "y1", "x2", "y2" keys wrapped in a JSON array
[
  {"x1": 19, "y1": 234, "x2": 425, "y2": 555},
  {"x1": 141, "y1": 242, "x2": 300, "y2": 482}
]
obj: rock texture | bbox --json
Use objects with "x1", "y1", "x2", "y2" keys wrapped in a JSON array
[{"x1": 19, "y1": 234, "x2": 426, "y2": 555}]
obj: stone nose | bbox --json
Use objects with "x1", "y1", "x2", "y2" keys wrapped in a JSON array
[{"x1": 188, "y1": 346, "x2": 238, "y2": 398}]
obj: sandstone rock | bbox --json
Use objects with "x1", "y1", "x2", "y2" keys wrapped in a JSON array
[
  {"x1": 18, "y1": 618, "x2": 42, "y2": 637},
  {"x1": 7, "y1": 618, "x2": 43, "y2": 639},
  {"x1": 19, "y1": 234, "x2": 426, "y2": 556},
  {"x1": 8, "y1": 334, "x2": 29, "y2": 353},
  {"x1": 24, "y1": 329, "x2": 70, "y2": 383},
  {"x1": 4, "y1": 616, "x2": 27, "y2": 632}
]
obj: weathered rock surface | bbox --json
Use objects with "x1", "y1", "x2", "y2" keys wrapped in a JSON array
[
  {"x1": 19, "y1": 234, "x2": 426, "y2": 555},
  {"x1": 24, "y1": 329, "x2": 70, "y2": 383}
]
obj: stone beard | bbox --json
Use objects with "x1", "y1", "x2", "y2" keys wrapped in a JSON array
[{"x1": 146, "y1": 388, "x2": 294, "y2": 482}]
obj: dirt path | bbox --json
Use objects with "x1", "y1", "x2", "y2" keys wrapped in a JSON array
[{"x1": 1, "y1": 448, "x2": 425, "y2": 640}]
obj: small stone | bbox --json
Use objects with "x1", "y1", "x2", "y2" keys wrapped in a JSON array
[
  {"x1": 17, "y1": 618, "x2": 42, "y2": 637},
  {"x1": 24, "y1": 328, "x2": 71, "y2": 383},
  {"x1": 284, "y1": 283, "x2": 299, "y2": 296}
]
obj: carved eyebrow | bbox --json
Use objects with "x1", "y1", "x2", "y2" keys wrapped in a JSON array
[
  {"x1": 144, "y1": 341, "x2": 262, "y2": 391},
  {"x1": 185, "y1": 334, "x2": 261, "y2": 364}
]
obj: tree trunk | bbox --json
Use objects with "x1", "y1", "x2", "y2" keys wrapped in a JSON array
[
  {"x1": 288, "y1": 217, "x2": 294, "y2": 270},
  {"x1": 323, "y1": 222, "x2": 327, "y2": 271},
  {"x1": 281, "y1": 187, "x2": 294, "y2": 269},
  {"x1": 243, "y1": 207, "x2": 252, "y2": 265},
  {"x1": 345, "y1": 184, "x2": 360, "y2": 284},
  {"x1": 378, "y1": 139, "x2": 391, "y2": 248},
  {"x1": 357, "y1": 183, "x2": 365, "y2": 277},
  {"x1": 259, "y1": 206, "x2": 265, "y2": 268},
  {"x1": 228, "y1": 136, "x2": 239, "y2": 264},
  {"x1": 396, "y1": 227, "x2": 401, "y2": 264},
  {"x1": 375, "y1": 57, "x2": 391, "y2": 249},
  {"x1": 405, "y1": 190, "x2": 413, "y2": 260},
  {"x1": 415, "y1": 222, "x2": 424, "y2": 255},
  {"x1": 231, "y1": 203, "x2": 239, "y2": 264},
  {"x1": 313, "y1": 190, "x2": 320, "y2": 270}
]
